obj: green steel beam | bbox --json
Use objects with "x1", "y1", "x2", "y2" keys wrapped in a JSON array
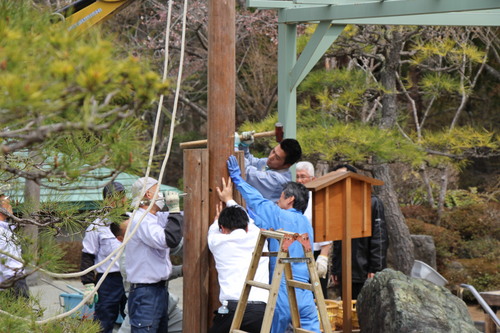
[
  {"x1": 277, "y1": 22, "x2": 298, "y2": 139},
  {"x1": 290, "y1": 23, "x2": 345, "y2": 90},
  {"x1": 329, "y1": 10, "x2": 500, "y2": 26},
  {"x1": 279, "y1": 0, "x2": 500, "y2": 23},
  {"x1": 246, "y1": 0, "x2": 297, "y2": 9}
]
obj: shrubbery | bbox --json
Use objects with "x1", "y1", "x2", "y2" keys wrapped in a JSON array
[{"x1": 403, "y1": 202, "x2": 500, "y2": 301}]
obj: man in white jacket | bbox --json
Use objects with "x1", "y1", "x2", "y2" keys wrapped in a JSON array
[{"x1": 207, "y1": 177, "x2": 269, "y2": 333}]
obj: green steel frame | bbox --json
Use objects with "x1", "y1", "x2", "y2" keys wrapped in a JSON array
[{"x1": 247, "y1": 0, "x2": 500, "y2": 136}]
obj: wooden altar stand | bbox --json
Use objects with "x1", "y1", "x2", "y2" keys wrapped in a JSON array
[{"x1": 305, "y1": 170, "x2": 383, "y2": 332}]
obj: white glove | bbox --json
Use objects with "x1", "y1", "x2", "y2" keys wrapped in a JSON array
[
  {"x1": 316, "y1": 255, "x2": 328, "y2": 279},
  {"x1": 234, "y1": 132, "x2": 241, "y2": 148},
  {"x1": 165, "y1": 191, "x2": 181, "y2": 213},
  {"x1": 83, "y1": 283, "x2": 98, "y2": 306},
  {"x1": 240, "y1": 131, "x2": 255, "y2": 147}
]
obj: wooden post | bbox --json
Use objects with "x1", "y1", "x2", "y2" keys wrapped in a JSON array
[
  {"x1": 207, "y1": 0, "x2": 236, "y2": 327},
  {"x1": 183, "y1": 149, "x2": 210, "y2": 333},
  {"x1": 342, "y1": 177, "x2": 353, "y2": 333},
  {"x1": 23, "y1": 149, "x2": 41, "y2": 285}
]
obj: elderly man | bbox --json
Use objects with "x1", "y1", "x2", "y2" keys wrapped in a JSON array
[
  {"x1": 236, "y1": 135, "x2": 302, "y2": 203},
  {"x1": 0, "y1": 187, "x2": 29, "y2": 298},
  {"x1": 125, "y1": 177, "x2": 183, "y2": 333},
  {"x1": 296, "y1": 161, "x2": 331, "y2": 297},
  {"x1": 227, "y1": 156, "x2": 320, "y2": 333}
]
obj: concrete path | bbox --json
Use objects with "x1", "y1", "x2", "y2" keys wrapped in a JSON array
[{"x1": 29, "y1": 275, "x2": 183, "y2": 324}]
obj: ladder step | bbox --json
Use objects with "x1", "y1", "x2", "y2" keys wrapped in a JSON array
[
  {"x1": 279, "y1": 257, "x2": 311, "y2": 264},
  {"x1": 295, "y1": 328, "x2": 316, "y2": 333},
  {"x1": 287, "y1": 279, "x2": 313, "y2": 291},
  {"x1": 231, "y1": 330, "x2": 249, "y2": 333},
  {"x1": 246, "y1": 280, "x2": 271, "y2": 290},
  {"x1": 262, "y1": 251, "x2": 278, "y2": 257}
]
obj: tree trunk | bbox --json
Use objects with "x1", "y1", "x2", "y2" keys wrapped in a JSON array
[
  {"x1": 436, "y1": 166, "x2": 449, "y2": 226},
  {"x1": 372, "y1": 164, "x2": 414, "y2": 274},
  {"x1": 420, "y1": 164, "x2": 435, "y2": 207},
  {"x1": 375, "y1": 28, "x2": 414, "y2": 274}
]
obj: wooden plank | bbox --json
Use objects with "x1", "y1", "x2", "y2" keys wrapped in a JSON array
[
  {"x1": 207, "y1": 0, "x2": 236, "y2": 323},
  {"x1": 285, "y1": 260, "x2": 301, "y2": 330},
  {"x1": 246, "y1": 280, "x2": 271, "y2": 290},
  {"x1": 305, "y1": 171, "x2": 383, "y2": 192},
  {"x1": 312, "y1": 177, "x2": 374, "y2": 241},
  {"x1": 287, "y1": 280, "x2": 313, "y2": 290},
  {"x1": 362, "y1": 182, "x2": 367, "y2": 232},
  {"x1": 230, "y1": 233, "x2": 267, "y2": 331},
  {"x1": 480, "y1": 290, "x2": 500, "y2": 306},
  {"x1": 341, "y1": 177, "x2": 353, "y2": 333},
  {"x1": 479, "y1": 291, "x2": 500, "y2": 333},
  {"x1": 308, "y1": 249, "x2": 332, "y2": 333},
  {"x1": 261, "y1": 239, "x2": 287, "y2": 333},
  {"x1": 183, "y1": 149, "x2": 209, "y2": 333}
]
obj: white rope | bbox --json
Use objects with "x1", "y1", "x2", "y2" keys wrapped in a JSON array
[
  {"x1": 36, "y1": 0, "x2": 177, "y2": 281},
  {"x1": 2, "y1": 0, "x2": 191, "y2": 323}
]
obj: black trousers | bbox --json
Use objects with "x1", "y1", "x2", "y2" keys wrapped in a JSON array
[
  {"x1": 208, "y1": 301, "x2": 266, "y2": 333},
  {"x1": 335, "y1": 282, "x2": 365, "y2": 300}
]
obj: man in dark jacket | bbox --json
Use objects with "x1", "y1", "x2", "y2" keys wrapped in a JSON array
[{"x1": 329, "y1": 164, "x2": 389, "y2": 300}]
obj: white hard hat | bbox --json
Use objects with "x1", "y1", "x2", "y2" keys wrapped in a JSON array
[{"x1": 131, "y1": 177, "x2": 158, "y2": 207}]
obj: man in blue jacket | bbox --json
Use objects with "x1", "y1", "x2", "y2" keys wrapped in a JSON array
[
  {"x1": 236, "y1": 136, "x2": 302, "y2": 203},
  {"x1": 226, "y1": 155, "x2": 320, "y2": 333}
]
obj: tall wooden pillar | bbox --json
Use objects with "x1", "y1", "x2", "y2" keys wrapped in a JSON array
[
  {"x1": 183, "y1": 149, "x2": 209, "y2": 332},
  {"x1": 183, "y1": 0, "x2": 236, "y2": 330},
  {"x1": 207, "y1": 0, "x2": 236, "y2": 327}
]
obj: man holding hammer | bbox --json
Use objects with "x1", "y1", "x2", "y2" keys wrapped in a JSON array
[{"x1": 235, "y1": 123, "x2": 302, "y2": 203}]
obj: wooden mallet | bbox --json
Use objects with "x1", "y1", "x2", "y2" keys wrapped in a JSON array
[{"x1": 180, "y1": 122, "x2": 283, "y2": 149}]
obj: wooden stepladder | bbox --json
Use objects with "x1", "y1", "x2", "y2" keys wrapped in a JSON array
[{"x1": 230, "y1": 229, "x2": 332, "y2": 333}]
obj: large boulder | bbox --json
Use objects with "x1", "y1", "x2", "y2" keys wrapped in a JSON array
[{"x1": 357, "y1": 268, "x2": 479, "y2": 333}]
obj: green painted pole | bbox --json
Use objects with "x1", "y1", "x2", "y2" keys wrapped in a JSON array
[
  {"x1": 290, "y1": 22, "x2": 345, "y2": 89},
  {"x1": 277, "y1": 16, "x2": 298, "y2": 139}
]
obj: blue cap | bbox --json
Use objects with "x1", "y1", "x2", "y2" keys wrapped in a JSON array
[{"x1": 103, "y1": 182, "x2": 125, "y2": 199}]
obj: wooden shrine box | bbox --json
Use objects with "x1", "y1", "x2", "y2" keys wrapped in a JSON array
[
  {"x1": 304, "y1": 171, "x2": 384, "y2": 242},
  {"x1": 305, "y1": 170, "x2": 384, "y2": 333}
]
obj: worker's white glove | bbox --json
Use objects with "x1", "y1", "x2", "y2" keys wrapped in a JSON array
[
  {"x1": 234, "y1": 132, "x2": 241, "y2": 149},
  {"x1": 316, "y1": 255, "x2": 328, "y2": 279},
  {"x1": 83, "y1": 283, "x2": 98, "y2": 306},
  {"x1": 240, "y1": 131, "x2": 255, "y2": 147},
  {"x1": 165, "y1": 191, "x2": 181, "y2": 213}
]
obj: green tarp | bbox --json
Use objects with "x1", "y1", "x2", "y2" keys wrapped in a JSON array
[{"x1": 8, "y1": 167, "x2": 180, "y2": 210}]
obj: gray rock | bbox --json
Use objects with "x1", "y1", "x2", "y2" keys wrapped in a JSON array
[
  {"x1": 357, "y1": 268, "x2": 479, "y2": 333},
  {"x1": 411, "y1": 235, "x2": 437, "y2": 269},
  {"x1": 448, "y1": 261, "x2": 464, "y2": 271}
]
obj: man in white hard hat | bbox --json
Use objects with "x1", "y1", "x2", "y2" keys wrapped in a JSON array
[{"x1": 125, "y1": 177, "x2": 183, "y2": 333}]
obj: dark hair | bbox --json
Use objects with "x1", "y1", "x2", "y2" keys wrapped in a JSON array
[
  {"x1": 109, "y1": 222, "x2": 121, "y2": 238},
  {"x1": 280, "y1": 139, "x2": 302, "y2": 166},
  {"x1": 218, "y1": 206, "x2": 249, "y2": 232},
  {"x1": 103, "y1": 182, "x2": 125, "y2": 199},
  {"x1": 332, "y1": 164, "x2": 357, "y2": 173},
  {"x1": 282, "y1": 182, "x2": 309, "y2": 213}
]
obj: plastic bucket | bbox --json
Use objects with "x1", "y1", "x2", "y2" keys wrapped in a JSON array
[
  {"x1": 411, "y1": 260, "x2": 448, "y2": 286},
  {"x1": 59, "y1": 293, "x2": 94, "y2": 319}
]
